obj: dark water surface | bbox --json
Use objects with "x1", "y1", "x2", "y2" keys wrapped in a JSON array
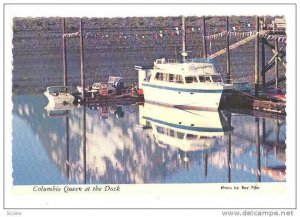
[{"x1": 12, "y1": 95, "x2": 286, "y2": 185}]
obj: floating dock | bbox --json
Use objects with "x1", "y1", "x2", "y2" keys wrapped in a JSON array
[{"x1": 221, "y1": 89, "x2": 286, "y2": 115}]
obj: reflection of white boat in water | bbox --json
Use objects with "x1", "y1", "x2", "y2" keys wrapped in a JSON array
[
  {"x1": 44, "y1": 86, "x2": 75, "y2": 106},
  {"x1": 44, "y1": 101, "x2": 75, "y2": 117},
  {"x1": 137, "y1": 58, "x2": 233, "y2": 110},
  {"x1": 141, "y1": 103, "x2": 233, "y2": 152}
]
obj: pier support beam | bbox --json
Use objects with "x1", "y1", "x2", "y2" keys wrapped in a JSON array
[
  {"x1": 261, "y1": 17, "x2": 266, "y2": 88},
  {"x1": 182, "y1": 16, "x2": 186, "y2": 62},
  {"x1": 226, "y1": 16, "x2": 231, "y2": 84},
  {"x1": 80, "y1": 18, "x2": 85, "y2": 101},
  {"x1": 62, "y1": 18, "x2": 68, "y2": 86},
  {"x1": 256, "y1": 117, "x2": 261, "y2": 182},
  {"x1": 65, "y1": 116, "x2": 70, "y2": 179},
  {"x1": 227, "y1": 113, "x2": 232, "y2": 183},
  {"x1": 202, "y1": 16, "x2": 208, "y2": 59},
  {"x1": 275, "y1": 37, "x2": 279, "y2": 91},
  {"x1": 82, "y1": 105, "x2": 87, "y2": 184},
  {"x1": 254, "y1": 16, "x2": 260, "y2": 97}
]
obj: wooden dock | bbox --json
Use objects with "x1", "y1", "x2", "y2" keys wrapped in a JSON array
[
  {"x1": 60, "y1": 16, "x2": 286, "y2": 117},
  {"x1": 73, "y1": 92, "x2": 144, "y2": 106},
  {"x1": 220, "y1": 89, "x2": 286, "y2": 115}
]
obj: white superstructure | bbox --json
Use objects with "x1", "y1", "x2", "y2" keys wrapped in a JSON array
[{"x1": 137, "y1": 58, "x2": 232, "y2": 110}]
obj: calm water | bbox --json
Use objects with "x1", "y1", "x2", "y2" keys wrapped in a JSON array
[{"x1": 12, "y1": 95, "x2": 286, "y2": 185}]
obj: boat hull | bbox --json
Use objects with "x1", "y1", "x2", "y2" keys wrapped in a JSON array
[{"x1": 142, "y1": 83, "x2": 224, "y2": 110}]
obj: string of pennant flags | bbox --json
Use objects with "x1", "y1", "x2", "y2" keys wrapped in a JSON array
[{"x1": 62, "y1": 28, "x2": 286, "y2": 43}]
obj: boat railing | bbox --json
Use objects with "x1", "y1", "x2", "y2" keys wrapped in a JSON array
[{"x1": 155, "y1": 58, "x2": 177, "y2": 64}]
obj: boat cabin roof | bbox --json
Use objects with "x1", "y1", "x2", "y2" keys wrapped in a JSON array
[{"x1": 153, "y1": 58, "x2": 218, "y2": 76}]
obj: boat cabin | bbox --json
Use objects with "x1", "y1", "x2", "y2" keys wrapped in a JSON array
[
  {"x1": 149, "y1": 58, "x2": 223, "y2": 85},
  {"x1": 151, "y1": 71, "x2": 223, "y2": 84}
]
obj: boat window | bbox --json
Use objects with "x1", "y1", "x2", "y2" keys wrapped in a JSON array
[
  {"x1": 211, "y1": 75, "x2": 222, "y2": 82},
  {"x1": 174, "y1": 75, "x2": 183, "y2": 83},
  {"x1": 185, "y1": 76, "x2": 198, "y2": 83},
  {"x1": 177, "y1": 132, "x2": 185, "y2": 139},
  {"x1": 169, "y1": 129, "x2": 175, "y2": 137},
  {"x1": 156, "y1": 126, "x2": 165, "y2": 134},
  {"x1": 154, "y1": 72, "x2": 163, "y2": 81},
  {"x1": 205, "y1": 76, "x2": 212, "y2": 82},
  {"x1": 169, "y1": 74, "x2": 174, "y2": 82},
  {"x1": 186, "y1": 134, "x2": 198, "y2": 140},
  {"x1": 163, "y1": 73, "x2": 169, "y2": 81},
  {"x1": 199, "y1": 76, "x2": 205, "y2": 83}
]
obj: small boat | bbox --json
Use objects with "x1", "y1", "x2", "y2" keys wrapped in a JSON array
[
  {"x1": 77, "y1": 76, "x2": 125, "y2": 96},
  {"x1": 44, "y1": 103, "x2": 74, "y2": 118},
  {"x1": 44, "y1": 86, "x2": 75, "y2": 106},
  {"x1": 77, "y1": 82, "x2": 101, "y2": 95},
  {"x1": 136, "y1": 58, "x2": 233, "y2": 111}
]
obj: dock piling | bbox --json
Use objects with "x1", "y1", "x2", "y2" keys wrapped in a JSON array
[
  {"x1": 227, "y1": 113, "x2": 232, "y2": 183},
  {"x1": 275, "y1": 37, "x2": 279, "y2": 91},
  {"x1": 202, "y1": 16, "x2": 207, "y2": 59},
  {"x1": 254, "y1": 16, "x2": 260, "y2": 97},
  {"x1": 261, "y1": 17, "x2": 266, "y2": 88},
  {"x1": 181, "y1": 16, "x2": 186, "y2": 62},
  {"x1": 80, "y1": 18, "x2": 85, "y2": 101},
  {"x1": 62, "y1": 18, "x2": 68, "y2": 86},
  {"x1": 256, "y1": 117, "x2": 261, "y2": 182},
  {"x1": 226, "y1": 16, "x2": 231, "y2": 84}
]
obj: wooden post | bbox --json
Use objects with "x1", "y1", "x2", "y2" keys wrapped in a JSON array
[
  {"x1": 256, "y1": 117, "x2": 261, "y2": 182},
  {"x1": 275, "y1": 37, "x2": 279, "y2": 91},
  {"x1": 227, "y1": 113, "x2": 232, "y2": 183},
  {"x1": 182, "y1": 16, "x2": 186, "y2": 62},
  {"x1": 202, "y1": 16, "x2": 207, "y2": 59},
  {"x1": 62, "y1": 18, "x2": 67, "y2": 86},
  {"x1": 261, "y1": 17, "x2": 266, "y2": 88},
  {"x1": 83, "y1": 105, "x2": 87, "y2": 184},
  {"x1": 226, "y1": 16, "x2": 231, "y2": 84},
  {"x1": 80, "y1": 18, "x2": 85, "y2": 101},
  {"x1": 255, "y1": 16, "x2": 260, "y2": 97},
  {"x1": 276, "y1": 119, "x2": 280, "y2": 145},
  {"x1": 204, "y1": 153, "x2": 208, "y2": 177},
  {"x1": 175, "y1": 46, "x2": 178, "y2": 62},
  {"x1": 262, "y1": 118, "x2": 266, "y2": 144},
  {"x1": 272, "y1": 20, "x2": 276, "y2": 33},
  {"x1": 65, "y1": 116, "x2": 70, "y2": 179}
]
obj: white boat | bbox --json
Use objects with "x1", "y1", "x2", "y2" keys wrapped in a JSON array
[
  {"x1": 44, "y1": 102, "x2": 74, "y2": 118},
  {"x1": 140, "y1": 102, "x2": 233, "y2": 152},
  {"x1": 44, "y1": 86, "x2": 75, "y2": 106},
  {"x1": 137, "y1": 58, "x2": 233, "y2": 110}
]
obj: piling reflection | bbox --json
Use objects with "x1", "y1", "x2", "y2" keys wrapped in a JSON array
[{"x1": 12, "y1": 95, "x2": 286, "y2": 185}]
